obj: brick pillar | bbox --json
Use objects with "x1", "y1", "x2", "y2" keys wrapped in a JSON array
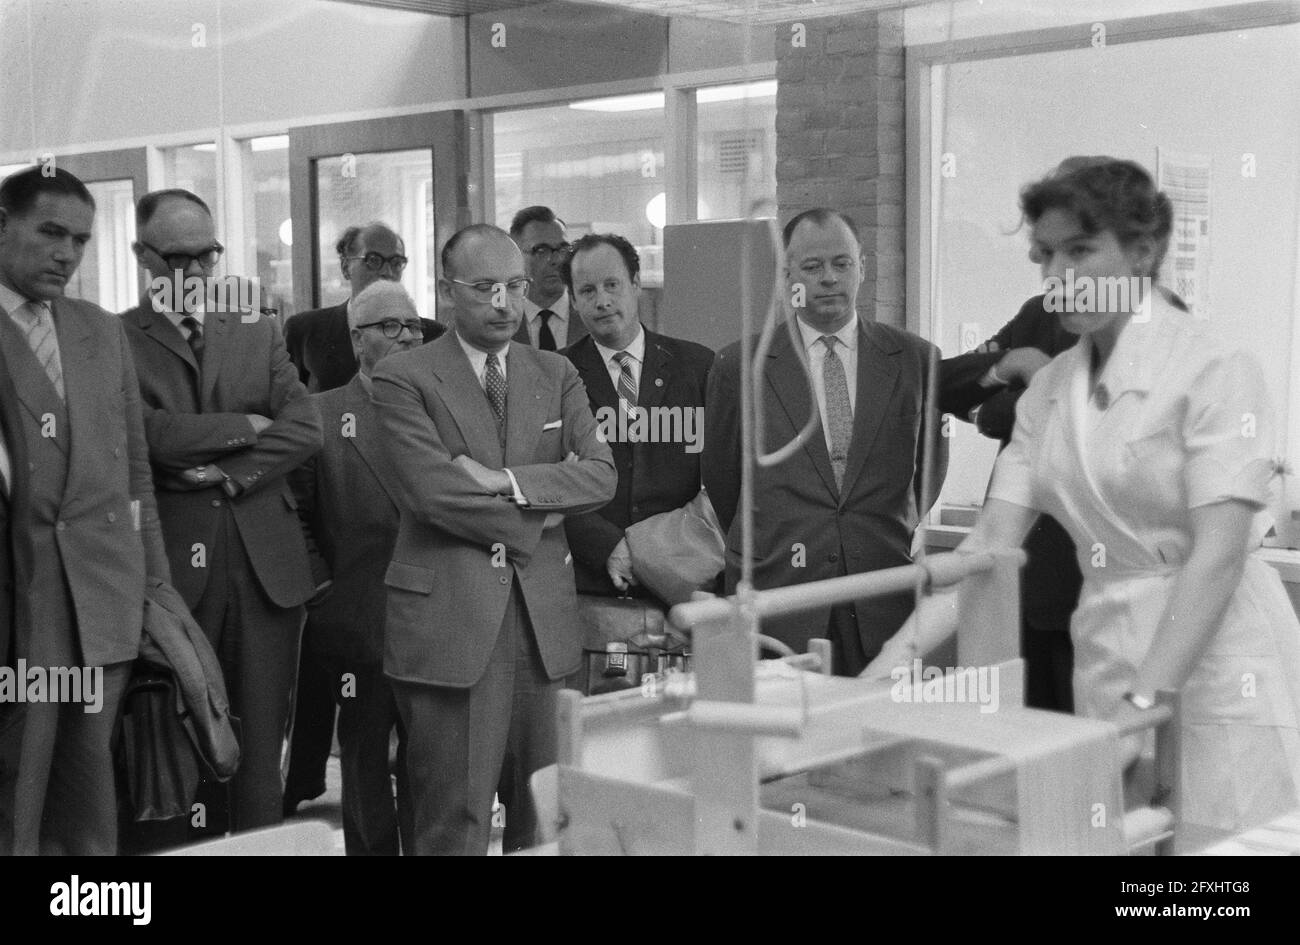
[{"x1": 775, "y1": 10, "x2": 905, "y2": 328}]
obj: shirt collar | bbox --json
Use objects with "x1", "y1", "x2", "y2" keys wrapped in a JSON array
[
  {"x1": 593, "y1": 324, "x2": 645, "y2": 367},
  {"x1": 0, "y1": 282, "x2": 46, "y2": 319},
  {"x1": 149, "y1": 286, "x2": 206, "y2": 330},
  {"x1": 524, "y1": 293, "x2": 569, "y2": 322},
  {"x1": 1088, "y1": 290, "x2": 1181, "y2": 399},
  {"x1": 796, "y1": 314, "x2": 859, "y2": 354},
  {"x1": 455, "y1": 329, "x2": 509, "y2": 378}
]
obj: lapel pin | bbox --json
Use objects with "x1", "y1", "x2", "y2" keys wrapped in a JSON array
[{"x1": 654, "y1": 378, "x2": 663, "y2": 387}]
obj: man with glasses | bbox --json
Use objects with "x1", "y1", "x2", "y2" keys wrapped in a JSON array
[
  {"x1": 281, "y1": 221, "x2": 445, "y2": 815},
  {"x1": 509, "y1": 206, "x2": 587, "y2": 351},
  {"x1": 285, "y1": 222, "x2": 445, "y2": 394},
  {"x1": 288, "y1": 280, "x2": 423, "y2": 854},
  {"x1": 371, "y1": 223, "x2": 615, "y2": 854},
  {"x1": 121, "y1": 189, "x2": 322, "y2": 844}
]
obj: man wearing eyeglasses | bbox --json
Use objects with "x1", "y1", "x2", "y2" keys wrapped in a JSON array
[
  {"x1": 288, "y1": 280, "x2": 423, "y2": 854},
  {"x1": 371, "y1": 223, "x2": 615, "y2": 854},
  {"x1": 284, "y1": 223, "x2": 445, "y2": 394},
  {"x1": 121, "y1": 189, "x2": 322, "y2": 843},
  {"x1": 509, "y1": 206, "x2": 587, "y2": 351}
]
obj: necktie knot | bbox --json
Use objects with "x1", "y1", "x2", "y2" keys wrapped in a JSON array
[
  {"x1": 820, "y1": 334, "x2": 838, "y2": 353},
  {"x1": 180, "y1": 315, "x2": 205, "y2": 365}
]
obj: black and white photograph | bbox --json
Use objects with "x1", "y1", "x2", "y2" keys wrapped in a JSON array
[{"x1": 0, "y1": 0, "x2": 1298, "y2": 902}]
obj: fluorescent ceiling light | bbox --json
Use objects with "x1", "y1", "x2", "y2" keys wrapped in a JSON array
[
  {"x1": 250, "y1": 135, "x2": 289, "y2": 152},
  {"x1": 570, "y1": 92, "x2": 664, "y2": 113},
  {"x1": 697, "y1": 80, "x2": 778, "y2": 103},
  {"x1": 191, "y1": 143, "x2": 217, "y2": 152}
]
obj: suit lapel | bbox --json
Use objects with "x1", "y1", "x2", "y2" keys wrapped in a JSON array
[
  {"x1": 571, "y1": 337, "x2": 617, "y2": 409},
  {"x1": 128, "y1": 301, "x2": 201, "y2": 376},
  {"x1": 765, "y1": 330, "x2": 838, "y2": 500},
  {"x1": 504, "y1": 343, "x2": 549, "y2": 468},
  {"x1": 341, "y1": 377, "x2": 397, "y2": 507},
  {"x1": 199, "y1": 309, "x2": 230, "y2": 407},
  {"x1": 840, "y1": 322, "x2": 900, "y2": 498},
  {"x1": 432, "y1": 336, "x2": 505, "y2": 467},
  {"x1": 51, "y1": 301, "x2": 94, "y2": 478},
  {"x1": 0, "y1": 304, "x2": 69, "y2": 453},
  {"x1": 638, "y1": 329, "x2": 672, "y2": 411}
]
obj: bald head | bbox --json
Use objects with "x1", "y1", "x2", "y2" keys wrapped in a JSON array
[
  {"x1": 437, "y1": 223, "x2": 525, "y2": 352},
  {"x1": 350, "y1": 279, "x2": 418, "y2": 329},
  {"x1": 349, "y1": 280, "x2": 422, "y2": 376}
]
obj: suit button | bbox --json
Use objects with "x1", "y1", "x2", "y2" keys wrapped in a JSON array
[
  {"x1": 828, "y1": 552, "x2": 839, "y2": 563},
  {"x1": 499, "y1": 576, "x2": 508, "y2": 585},
  {"x1": 114, "y1": 447, "x2": 122, "y2": 457},
  {"x1": 107, "y1": 512, "x2": 116, "y2": 523},
  {"x1": 211, "y1": 499, "x2": 223, "y2": 508},
  {"x1": 55, "y1": 521, "x2": 66, "y2": 531}
]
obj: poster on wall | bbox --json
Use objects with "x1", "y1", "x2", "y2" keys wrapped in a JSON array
[{"x1": 1156, "y1": 148, "x2": 1212, "y2": 316}]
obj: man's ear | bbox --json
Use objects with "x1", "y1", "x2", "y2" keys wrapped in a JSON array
[{"x1": 340, "y1": 256, "x2": 351, "y2": 283}]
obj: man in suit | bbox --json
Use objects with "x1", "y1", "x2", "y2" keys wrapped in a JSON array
[
  {"x1": 702, "y1": 208, "x2": 947, "y2": 677},
  {"x1": 290, "y1": 281, "x2": 422, "y2": 854},
  {"x1": 281, "y1": 223, "x2": 445, "y2": 813},
  {"x1": 121, "y1": 188, "x2": 322, "y2": 838},
  {"x1": 509, "y1": 206, "x2": 587, "y2": 351},
  {"x1": 561, "y1": 232, "x2": 714, "y2": 602},
  {"x1": 284, "y1": 222, "x2": 444, "y2": 393},
  {"x1": 0, "y1": 166, "x2": 172, "y2": 854},
  {"x1": 372, "y1": 223, "x2": 615, "y2": 855}
]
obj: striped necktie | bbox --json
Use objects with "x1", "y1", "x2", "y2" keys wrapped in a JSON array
[
  {"x1": 19, "y1": 301, "x2": 64, "y2": 400},
  {"x1": 820, "y1": 335, "x2": 852, "y2": 491},
  {"x1": 612, "y1": 350, "x2": 637, "y2": 417}
]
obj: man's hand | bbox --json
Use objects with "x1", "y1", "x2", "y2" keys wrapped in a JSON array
[
  {"x1": 452, "y1": 454, "x2": 511, "y2": 495},
  {"x1": 994, "y1": 347, "x2": 1051, "y2": 386},
  {"x1": 246, "y1": 414, "x2": 273, "y2": 434},
  {"x1": 169, "y1": 463, "x2": 227, "y2": 490},
  {"x1": 606, "y1": 537, "x2": 638, "y2": 592}
]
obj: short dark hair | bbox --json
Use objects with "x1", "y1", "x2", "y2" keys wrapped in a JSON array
[
  {"x1": 336, "y1": 221, "x2": 400, "y2": 258},
  {"x1": 561, "y1": 233, "x2": 640, "y2": 295},
  {"x1": 136, "y1": 189, "x2": 211, "y2": 229},
  {"x1": 781, "y1": 208, "x2": 860, "y2": 249},
  {"x1": 509, "y1": 205, "x2": 565, "y2": 238},
  {"x1": 1020, "y1": 158, "x2": 1173, "y2": 279},
  {"x1": 0, "y1": 165, "x2": 95, "y2": 217},
  {"x1": 440, "y1": 222, "x2": 511, "y2": 278}
]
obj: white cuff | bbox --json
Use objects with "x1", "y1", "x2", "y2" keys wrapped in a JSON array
[{"x1": 503, "y1": 467, "x2": 528, "y2": 506}]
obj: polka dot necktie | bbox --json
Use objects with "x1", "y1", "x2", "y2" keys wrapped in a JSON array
[
  {"x1": 485, "y1": 352, "x2": 507, "y2": 441},
  {"x1": 820, "y1": 335, "x2": 852, "y2": 491}
]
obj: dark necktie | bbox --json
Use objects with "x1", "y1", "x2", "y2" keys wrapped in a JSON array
[
  {"x1": 181, "y1": 315, "x2": 205, "y2": 366},
  {"x1": 537, "y1": 310, "x2": 557, "y2": 351}
]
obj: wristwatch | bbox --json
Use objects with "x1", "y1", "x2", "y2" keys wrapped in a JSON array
[{"x1": 1123, "y1": 691, "x2": 1155, "y2": 711}]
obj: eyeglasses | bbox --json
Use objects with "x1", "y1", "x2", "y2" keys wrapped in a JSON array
[
  {"x1": 141, "y1": 240, "x2": 224, "y2": 271},
  {"x1": 355, "y1": 319, "x2": 423, "y2": 339},
  {"x1": 527, "y1": 242, "x2": 572, "y2": 261},
  {"x1": 797, "y1": 258, "x2": 856, "y2": 277},
  {"x1": 447, "y1": 277, "x2": 531, "y2": 300},
  {"x1": 344, "y1": 252, "x2": 408, "y2": 273}
]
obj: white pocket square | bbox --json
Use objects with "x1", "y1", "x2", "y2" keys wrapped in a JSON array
[{"x1": 543, "y1": 419, "x2": 563, "y2": 431}]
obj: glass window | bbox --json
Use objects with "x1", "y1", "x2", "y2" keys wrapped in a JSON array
[
  {"x1": 492, "y1": 98, "x2": 666, "y2": 249},
  {"x1": 238, "y1": 135, "x2": 293, "y2": 319},
  {"x1": 160, "y1": 143, "x2": 218, "y2": 214},
  {"x1": 64, "y1": 178, "x2": 138, "y2": 313},
  {"x1": 696, "y1": 80, "x2": 777, "y2": 222},
  {"x1": 314, "y1": 148, "x2": 435, "y2": 317}
]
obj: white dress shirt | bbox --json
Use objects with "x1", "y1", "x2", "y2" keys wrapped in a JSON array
[
  {"x1": 150, "y1": 288, "x2": 205, "y2": 339},
  {"x1": 591, "y1": 324, "x2": 645, "y2": 396},
  {"x1": 795, "y1": 315, "x2": 860, "y2": 455},
  {"x1": 521, "y1": 293, "x2": 572, "y2": 348},
  {"x1": 454, "y1": 332, "x2": 528, "y2": 503}
]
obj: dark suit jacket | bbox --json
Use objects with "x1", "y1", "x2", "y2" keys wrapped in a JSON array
[
  {"x1": 0, "y1": 345, "x2": 31, "y2": 668},
  {"x1": 562, "y1": 327, "x2": 713, "y2": 599},
  {"x1": 512, "y1": 304, "x2": 589, "y2": 349},
  {"x1": 285, "y1": 302, "x2": 445, "y2": 393},
  {"x1": 703, "y1": 319, "x2": 947, "y2": 659},
  {"x1": 290, "y1": 377, "x2": 399, "y2": 666},
  {"x1": 372, "y1": 332, "x2": 616, "y2": 687},
  {"x1": 0, "y1": 298, "x2": 170, "y2": 666},
  {"x1": 121, "y1": 301, "x2": 322, "y2": 611}
]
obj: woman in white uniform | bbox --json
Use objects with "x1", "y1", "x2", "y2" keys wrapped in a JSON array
[{"x1": 867, "y1": 158, "x2": 1300, "y2": 831}]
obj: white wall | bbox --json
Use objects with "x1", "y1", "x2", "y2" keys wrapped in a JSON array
[
  {"x1": 923, "y1": 19, "x2": 1300, "y2": 538},
  {"x1": 0, "y1": 0, "x2": 466, "y2": 155}
]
